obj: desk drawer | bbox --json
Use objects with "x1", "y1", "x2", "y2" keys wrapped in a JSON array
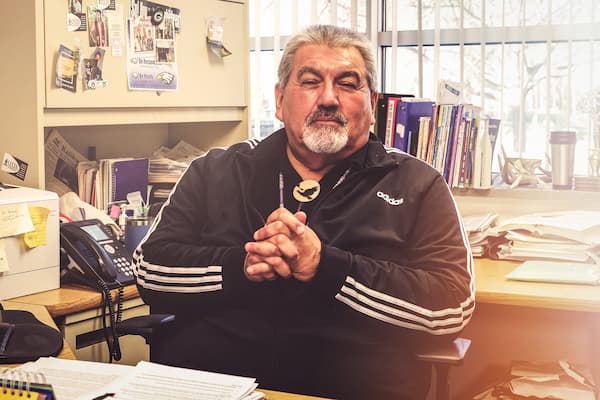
[{"x1": 59, "y1": 297, "x2": 149, "y2": 365}]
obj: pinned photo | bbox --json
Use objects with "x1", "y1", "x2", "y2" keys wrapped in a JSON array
[
  {"x1": 67, "y1": 0, "x2": 86, "y2": 32},
  {"x1": 88, "y1": 7, "x2": 109, "y2": 47}
]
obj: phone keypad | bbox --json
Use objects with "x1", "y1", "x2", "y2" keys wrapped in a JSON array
[{"x1": 113, "y1": 256, "x2": 134, "y2": 276}]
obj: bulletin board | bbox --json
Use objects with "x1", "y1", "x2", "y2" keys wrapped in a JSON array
[{"x1": 43, "y1": 0, "x2": 248, "y2": 109}]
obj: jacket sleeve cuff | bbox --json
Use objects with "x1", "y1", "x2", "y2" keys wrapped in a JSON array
[
  {"x1": 221, "y1": 247, "x2": 253, "y2": 295},
  {"x1": 308, "y1": 244, "x2": 351, "y2": 298}
]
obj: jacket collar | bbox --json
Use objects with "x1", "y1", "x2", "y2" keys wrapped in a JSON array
[{"x1": 244, "y1": 128, "x2": 397, "y2": 170}]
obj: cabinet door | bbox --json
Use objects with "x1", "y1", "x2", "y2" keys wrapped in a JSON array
[{"x1": 44, "y1": 0, "x2": 248, "y2": 108}]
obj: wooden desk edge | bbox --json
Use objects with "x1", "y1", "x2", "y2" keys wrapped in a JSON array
[
  {"x1": 260, "y1": 389, "x2": 331, "y2": 400},
  {"x1": 7, "y1": 284, "x2": 141, "y2": 318}
]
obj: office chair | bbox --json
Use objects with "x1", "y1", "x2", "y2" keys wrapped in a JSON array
[{"x1": 415, "y1": 337, "x2": 472, "y2": 400}]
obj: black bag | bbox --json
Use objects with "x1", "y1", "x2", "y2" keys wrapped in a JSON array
[{"x1": 0, "y1": 308, "x2": 64, "y2": 364}]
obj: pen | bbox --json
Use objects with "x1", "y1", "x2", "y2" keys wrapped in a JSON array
[
  {"x1": 91, "y1": 393, "x2": 115, "y2": 400},
  {"x1": 279, "y1": 172, "x2": 284, "y2": 208}
]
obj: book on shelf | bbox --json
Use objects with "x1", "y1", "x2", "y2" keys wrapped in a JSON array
[
  {"x1": 443, "y1": 104, "x2": 463, "y2": 186},
  {"x1": 471, "y1": 117, "x2": 489, "y2": 189},
  {"x1": 415, "y1": 116, "x2": 431, "y2": 161},
  {"x1": 452, "y1": 104, "x2": 480, "y2": 188},
  {"x1": 384, "y1": 96, "x2": 401, "y2": 147},
  {"x1": 374, "y1": 92, "x2": 413, "y2": 144},
  {"x1": 471, "y1": 117, "x2": 501, "y2": 189},
  {"x1": 394, "y1": 99, "x2": 434, "y2": 154},
  {"x1": 431, "y1": 104, "x2": 453, "y2": 174}
]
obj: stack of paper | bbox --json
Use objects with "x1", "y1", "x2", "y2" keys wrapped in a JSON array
[
  {"x1": 16, "y1": 357, "x2": 262, "y2": 400},
  {"x1": 148, "y1": 140, "x2": 205, "y2": 184},
  {"x1": 462, "y1": 213, "x2": 499, "y2": 257},
  {"x1": 473, "y1": 360, "x2": 596, "y2": 400},
  {"x1": 488, "y1": 211, "x2": 600, "y2": 264},
  {"x1": 509, "y1": 360, "x2": 596, "y2": 399}
]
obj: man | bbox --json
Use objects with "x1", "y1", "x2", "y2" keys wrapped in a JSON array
[
  {"x1": 135, "y1": 24, "x2": 473, "y2": 399},
  {"x1": 90, "y1": 9, "x2": 107, "y2": 47}
]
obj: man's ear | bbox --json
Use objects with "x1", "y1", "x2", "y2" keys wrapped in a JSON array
[{"x1": 274, "y1": 84, "x2": 284, "y2": 121}]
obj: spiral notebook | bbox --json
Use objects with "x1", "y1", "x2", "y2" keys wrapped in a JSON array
[
  {"x1": 109, "y1": 158, "x2": 149, "y2": 204},
  {"x1": 0, "y1": 369, "x2": 56, "y2": 400}
]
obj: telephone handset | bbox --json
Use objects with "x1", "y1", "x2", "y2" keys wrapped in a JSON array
[{"x1": 60, "y1": 219, "x2": 136, "y2": 290}]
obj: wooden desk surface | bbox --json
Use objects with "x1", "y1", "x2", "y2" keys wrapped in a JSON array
[
  {"x1": 475, "y1": 258, "x2": 600, "y2": 312},
  {"x1": 260, "y1": 390, "x2": 329, "y2": 400},
  {"x1": 0, "y1": 300, "x2": 76, "y2": 368},
  {"x1": 8, "y1": 284, "x2": 140, "y2": 318}
]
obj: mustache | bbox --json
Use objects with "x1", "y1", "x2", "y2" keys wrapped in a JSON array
[{"x1": 307, "y1": 110, "x2": 347, "y2": 125}]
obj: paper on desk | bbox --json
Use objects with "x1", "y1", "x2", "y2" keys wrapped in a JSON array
[
  {"x1": 16, "y1": 357, "x2": 134, "y2": 400},
  {"x1": 104, "y1": 360, "x2": 258, "y2": 400},
  {"x1": 509, "y1": 376, "x2": 595, "y2": 400}
]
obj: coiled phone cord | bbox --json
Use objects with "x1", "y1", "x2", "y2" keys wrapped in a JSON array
[{"x1": 99, "y1": 281, "x2": 123, "y2": 363}]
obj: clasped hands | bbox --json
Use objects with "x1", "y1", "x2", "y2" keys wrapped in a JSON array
[{"x1": 244, "y1": 207, "x2": 321, "y2": 282}]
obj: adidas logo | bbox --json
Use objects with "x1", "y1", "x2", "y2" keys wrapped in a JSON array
[{"x1": 377, "y1": 191, "x2": 404, "y2": 206}]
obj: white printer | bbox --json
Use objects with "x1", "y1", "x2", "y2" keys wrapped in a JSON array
[{"x1": 0, "y1": 184, "x2": 60, "y2": 300}]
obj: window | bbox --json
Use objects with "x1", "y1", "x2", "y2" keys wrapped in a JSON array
[
  {"x1": 249, "y1": 0, "x2": 369, "y2": 139},
  {"x1": 250, "y1": 1, "x2": 600, "y2": 177}
]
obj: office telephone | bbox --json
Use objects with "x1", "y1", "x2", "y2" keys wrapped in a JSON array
[{"x1": 60, "y1": 219, "x2": 136, "y2": 291}]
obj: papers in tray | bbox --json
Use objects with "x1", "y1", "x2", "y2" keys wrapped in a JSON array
[{"x1": 505, "y1": 260, "x2": 600, "y2": 285}]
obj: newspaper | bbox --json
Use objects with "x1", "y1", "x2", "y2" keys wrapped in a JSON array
[
  {"x1": 45, "y1": 128, "x2": 89, "y2": 196},
  {"x1": 148, "y1": 140, "x2": 205, "y2": 183}
]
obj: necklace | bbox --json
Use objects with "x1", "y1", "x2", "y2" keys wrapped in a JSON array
[{"x1": 278, "y1": 168, "x2": 350, "y2": 211}]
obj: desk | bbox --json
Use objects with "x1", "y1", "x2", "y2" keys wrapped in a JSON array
[
  {"x1": 475, "y1": 258, "x2": 600, "y2": 311},
  {"x1": 455, "y1": 258, "x2": 600, "y2": 399},
  {"x1": 11, "y1": 261, "x2": 600, "y2": 400},
  {"x1": 0, "y1": 300, "x2": 75, "y2": 368}
]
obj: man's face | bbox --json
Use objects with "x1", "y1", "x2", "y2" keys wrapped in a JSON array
[{"x1": 275, "y1": 44, "x2": 377, "y2": 160}]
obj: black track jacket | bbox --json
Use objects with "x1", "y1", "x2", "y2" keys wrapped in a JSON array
[{"x1": 134, "y1": 129, "x2": 474, "y2": 399}]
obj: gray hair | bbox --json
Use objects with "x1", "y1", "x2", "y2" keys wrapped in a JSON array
[{"x1": 277, "y1": 25, "x2": 377, "y2": 93}]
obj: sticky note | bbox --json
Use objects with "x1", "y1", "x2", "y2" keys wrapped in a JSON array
[
  {"x1": 0, "y1": 203, "x2": 34, "y2": 238},
  {"x1": 23, "y1": 206, "x2": 51, "y2": 248}
]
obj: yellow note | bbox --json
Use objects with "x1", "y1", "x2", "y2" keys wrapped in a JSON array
[
  {"x1": 23, "y1": 206, "x2": 50, "y2": 249},
  {"x1": 0, "y1": 389, "x2": 39, "y2": 400},
  {"x1": 0, "y1": 239, "x2": 8, "y2": 272}
]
